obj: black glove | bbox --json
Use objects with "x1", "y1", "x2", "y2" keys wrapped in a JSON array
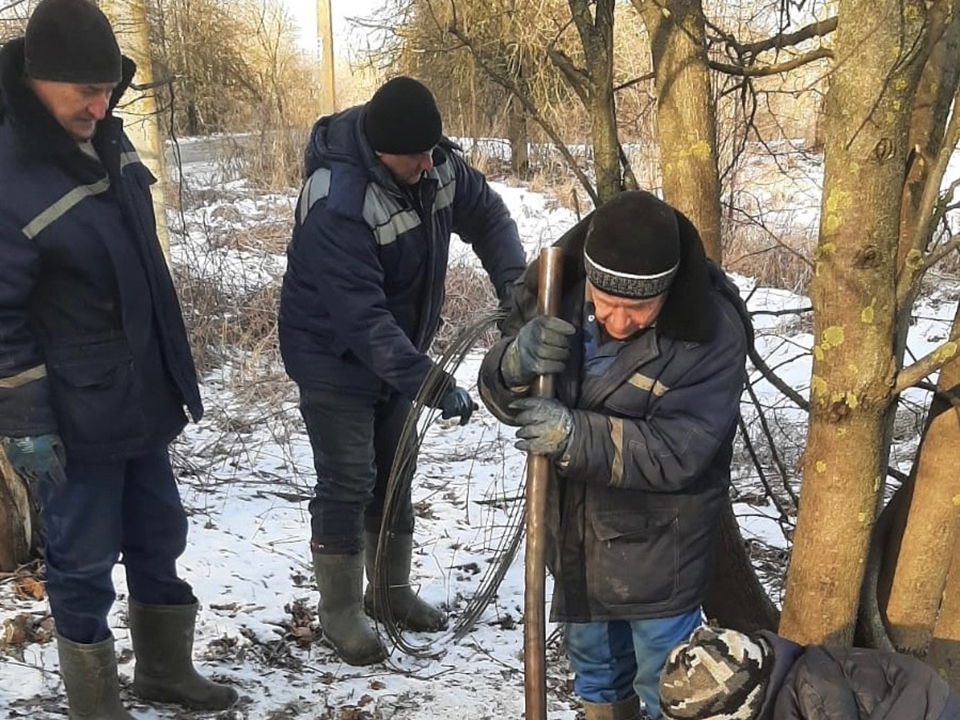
[
  {"x1": 501, "y1": 315, "x2": 577, "y2": 387},
  {"x1": 440, "y1": 386, "x2": 477, "y2": 426},
  {"x1": 2, "y1": 434, "x2": 67, "y2": 486},
  {"x1": 509, "y1": 397, "x2": 574, "y2": 458}
]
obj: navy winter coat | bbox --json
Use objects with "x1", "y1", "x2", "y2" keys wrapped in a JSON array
[
  {"x1": 0, "y1": 39, "x2": 201, "y2": 462},
  {"x1": 757, "y1": 632, "x2": 960, "y2": 720},
  {"x1": 279, "y1": 106, "x2": 526, "y2": 402},
  {"x1": 479, "y1": 210, "x2": 752, "y2": 621}
]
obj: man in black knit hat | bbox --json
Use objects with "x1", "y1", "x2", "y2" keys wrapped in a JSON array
[
  {"x1": 279, "y1": 76, "x2": 526, "y2": 664},
  {"x1": 0, "y1": 0, "x2": 237, "y2": 716},
  {"x1": 479, "y1": 191, "x2": 753, "y2": 720}
]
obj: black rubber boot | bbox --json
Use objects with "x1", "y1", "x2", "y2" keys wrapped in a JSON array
[
  {"x1": 582, "y1": 696, "x2": 644, "y2": 720},
  {"x1": 128, "y1": 599, "x2": 238, "y2": 710},
  {"x1": 364, "y1": 531, "x2": 447, "y2": 632},
  {"x1": 313, "y1": 550, "x2": 387, "y2": 665},
  {"x1": 56, "y1": 634, "x2": 137, "y2": 720}
]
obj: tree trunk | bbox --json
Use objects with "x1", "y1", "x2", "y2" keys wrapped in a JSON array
[
  {"x1": 589, "y1": 85, "x2": 621, "y2": 204},
  {"x1": 928, "y1": 531, "x2": 960, "y2": 691},
  {"x1": 565, "y1": 0, "x2": 621, "y2": 204},
  {"x1": 884, "y1": 303, "x2": 960, "y2": 653},
  {"x1": 778, "y1": 0, "x2": 929, "y2": 646},
  {"x1": 507, "y1": 93, "x2": 530, "y2": 178},
  {"x1": 0, "y1": 452, "x2": 38, "y2": 572},
  {"x1": 703, "y1": 496, "x2": 780, "y2": 632},
  {"x1": 98, "y1": 0, "x2": 172, "y2": 260},
  {"x1": 870, "y1": 0, "x2": 960, "y2": 656},
  {"x1": 635, "y1": 0, "x2": 723, "y2": 262}
]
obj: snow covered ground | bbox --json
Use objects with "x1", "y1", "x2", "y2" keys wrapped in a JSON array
[{"x1": 1, "y1": 141, "x2": 957, "y2": 719}]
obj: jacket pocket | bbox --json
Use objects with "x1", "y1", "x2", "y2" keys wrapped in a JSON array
[
  {"x1": 47, "y1": 342, "x2": 145, "y2": 453},
  {"x1": 588, "y1": 509, "x2": 680, "y2": 607}
]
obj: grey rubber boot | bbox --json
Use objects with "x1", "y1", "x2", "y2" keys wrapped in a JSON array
[
  {"x1": 56, "y1": 634, "x2": 137, "y2": 720},
  {"x1": 128, "y1": 599, "x2": 238, "y2": 710},
  {"x1": 313, "y1": 550, "x2": 387, "y2": 665},
  {"x1": 583, "y1": 696, "x2": 644, "y2": 720},
  {"x1": 364, "y1": 531, "x2": 447, "y2": 632}
]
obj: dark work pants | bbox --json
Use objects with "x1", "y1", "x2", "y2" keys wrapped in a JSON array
[
  {"x1": 39, "y1": 447, "x2": 195, "y2": 644},
  {"x1": 300, "y1": 388, "x2": 415, "y2": 555}
]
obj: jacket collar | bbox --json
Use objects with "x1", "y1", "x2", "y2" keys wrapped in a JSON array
[
  {"x1": 0, "y1": 37, "x2": 136, "y2": 180},
  {"x1": 755, "y1": 631, "x2": 804, "y2": 720}
]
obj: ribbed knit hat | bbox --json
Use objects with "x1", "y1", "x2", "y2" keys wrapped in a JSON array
[
  {"x1": 659, "y1": 627, "x2": 772, "y2": 720},
  {"x1": 25, "y1": 0, "x2": 122, "y2": 85},
  {"x1": 584, "y1": 191, "x2": 682, "y2": 299},
  {"x1": 363, "y1": 76, "x2": 442, "y2": 155}
]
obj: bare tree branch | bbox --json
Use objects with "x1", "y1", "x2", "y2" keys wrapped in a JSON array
[
  {"x1": 749, "y1": 346, "x2": 810, "y2": 412},
  {"x1": 446, "y1": 23, "x2": 599, "y2": 205},
  {"x1": 897, "y1": 80, "x2": 960, "y2": 306},
  {"x1": 546, "y1": 49, "x2": 591, "y2": 105},
  {"x1": 614, "y1": 71, "x2": 655, "y2": 93},
  {"x1": 745, "y1": 379, "x2": 799, "y2": 507},
  {"x1": 0, "y1": 0, "x2": 29, "y2": 13},
  {"x1": 737, "y1": 17, "x2": 838, "y2": 58},
  {"x1": 710, "y1": 48, "x2": 834, "y2": 77},
  {"x1": 894, "y1": 328, "x2": 960, "y2": 395},
  {"x1": 922, "y1": 233, "x2": 960, "y2": 270}
]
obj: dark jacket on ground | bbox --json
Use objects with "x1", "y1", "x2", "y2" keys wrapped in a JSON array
[
  {"x1": 479, "y1": 211, "x2": 751, "y2": 622},
  {"x1": 757, "y1": 631, "x2": 960, "y2": 720},
  {"x1": 279, "y1": 105, "x2": 526, "y2": 403},
  {"x1": 0, "y1": 39, "x2": 201, "y2": 462}
]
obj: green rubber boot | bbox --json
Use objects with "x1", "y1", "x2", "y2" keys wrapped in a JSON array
[
  {"x1": 313, "y1": 550, "x2": 387, "y2": 665},
  {"x1": 364, "y1": 531, "x2": 447, "y2": 632},
  {"x1": 57, "y1": 633, "x2": 137, "y2": 720},
  {"x1": 128, "y1": 599, "x2": 238, "y2": 710}
]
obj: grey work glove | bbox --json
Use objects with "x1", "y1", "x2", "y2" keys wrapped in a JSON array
[
  {"x1": 501, "y1": 316, "x2": 577, "y2": 388},
  {"x1": 510, "y1": 397, "x2": 574, "y2": 459},
  {"x1": 2, "y1": 434, "x2": 67, "y2": 486},
  {"x1": 440, "y1": 386, "x2": 477, "y2": 426}
]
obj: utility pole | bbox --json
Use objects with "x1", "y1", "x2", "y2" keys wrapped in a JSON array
[
  {"x1": 317, "y1": 0, "x2": 336, "y2": 114},
  {"x1": 98, "y1": 0, "x2": 172, "y2": 259}
]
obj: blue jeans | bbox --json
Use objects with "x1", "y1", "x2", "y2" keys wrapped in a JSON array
[
  {"x1": 564, "y1": 608, "x2": 702, "y2": 719},
  {"x1": 300, "y1": 388, "x2": 415, "y2": 555},
  {"x1": 39, "y1": 447, "x2": 195, "y2": 644}
]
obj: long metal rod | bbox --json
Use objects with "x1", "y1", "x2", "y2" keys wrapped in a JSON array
[{"x1": 524, "y1": 247, "x2": 564, "y2": 720}]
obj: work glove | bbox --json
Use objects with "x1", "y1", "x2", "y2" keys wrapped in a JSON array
[
  {"x1": 510, "y1": 397, "x2": 574, "y2": 459},
  {"x1": 2, "y1": 434, "x2": 67, "y2": 487},
  {"x1": 440, "y1": 385, "x2": 477, "y2": 426},
  {"x1": 501, "y1": 316, "x2": 577, "y2": 388}
]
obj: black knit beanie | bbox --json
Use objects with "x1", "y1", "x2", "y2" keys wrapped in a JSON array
[
  {"x1": 584, "y1": 191, "x2": 682, "y2": 299},
  {"x1": 363, "y1": 76, "x2": 442, "y2": 155},
  {"x1": 25, "y1": 0, "x2": 122, "y2": 85}
]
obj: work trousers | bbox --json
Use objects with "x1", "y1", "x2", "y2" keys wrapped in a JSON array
[
  {"x1": 39, "y1": 447, "x2": 194, "y2": 643},
  {"x1": 300, "y1": 388, "x2": 415, "y2": 555},
  {"x1": 564, "y1": 607, "x2": 702, "y2": 719}
]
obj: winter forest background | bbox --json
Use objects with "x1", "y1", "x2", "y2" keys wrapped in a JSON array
[{"x1": 1, "y1": 0, "x2": 959, "y2": 717}]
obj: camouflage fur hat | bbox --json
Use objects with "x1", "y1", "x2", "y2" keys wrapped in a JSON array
[{"x1": 659, "y1": 627, "x2": 772, "y2": 720}]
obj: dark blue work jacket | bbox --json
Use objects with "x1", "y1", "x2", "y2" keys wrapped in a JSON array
[
  {"x1": 0, "y1": 39, "x2": 201, "y2": 462},
  {"x1": 279, "y1": 105, "x2": 526, "y2": 402}
]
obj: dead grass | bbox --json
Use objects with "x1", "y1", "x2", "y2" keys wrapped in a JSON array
[
  {"x1": 217, "y1": 124, "x2": 311, "y2": 194},
  {"x1": 434, "y1": 264, "x2": 502, "y2": 356},
  {"x1": 722, "y1": 216, "x2": 816, "y2": 293}
]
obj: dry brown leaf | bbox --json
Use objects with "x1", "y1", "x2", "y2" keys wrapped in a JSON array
[
  {"x1": 14, "y1": 576, "x2": 46, "y2": 601},
  {"x1": 2, "y1": 614, "x2": 33, "y2": 646}
]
